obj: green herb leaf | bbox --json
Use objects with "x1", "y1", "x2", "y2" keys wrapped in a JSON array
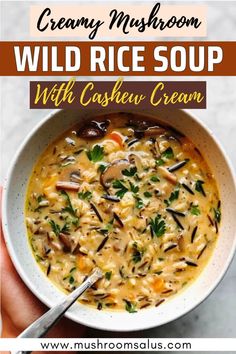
[
  {"x1": 99, "y1": 220, "x2": 113, "y2": 235},
  {"x1": 162, "y1": 147, "x2": 174, "y2": 159},
  {"x1": 37, "y1": 195, "x2": 44, "y2": 203},
  {"x1": 195, "y1": 180, "x2": 206, "y2": 196},
  {"x1": 105, "y1": 271, "x2": 112, "y2": 280},
  {"x1": 190, "y1": 205, "x2": 201, "y2": 216},
  {"x1": 129, "y1": 181, "x2": 139, "y2": 194},
  {"x1": 169, "y1": 189, "x2": 179, "y2": 203},
  {"x1": 124, "y1": 299, "x2": 137, "y2": 313},
  {"x1": 144, "y1": 191, "x2": 152, "y2": 198},
  {"x1": 156, "y1": 158, "x2": 165, "y2": 166},
  {"x1": 150, "y1": 176, "x2": 160, "y2": 182},
  {"x1": 78, "y1": 191, "x2": 92, "y2": 201},
  {"x1": 122, "y1": 166, "x2": 137, "y2": 177},
  {"x1": 36, "y1": 254, "x2": 44, "y2": 262},
  {"x1": 135, "y1": 197, "x2": 144, "y2": 209},
  {"x1": 87, "y1": 145, "x2": 104, "y2": 162},
  {"x1": 164, "y1": 189, "x2": 179, "y2": 206},
  {"x1": 69, "y1": 276, "x2": 74, "y2": 284},
  {"x1": 150, "y1": 214, "x2": 166, "y2": 237},
  {"x1": 49, "y1": 220, "x2": 61, "y2": 236},
  {"x1": 112, "y1": 180, "x2": 128, "y2": 198},
  {"x1": 98, "y1": 163, "x2": 107, "y2": 173},
  {"x1": 49, "y1": 220, "x2": 70, "y2": 236},
  {"x1": 61, "y1": 190, "x2": 77, "y2": 217},
  {"x1": 214, "y1": 207, "x2": 221, "y2": 223},
  {"x1": 71, "y1": 217, "x2": 79, "y2": 228},
  {"x1": 132, "y1": 242, "x2": 144, "y2": 263},
  {"x1": 61, "y1": 223, "x2": 70, "y2": 233}
]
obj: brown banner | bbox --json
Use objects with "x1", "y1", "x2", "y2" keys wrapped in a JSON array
[
  {"x1": 0, "y1": 41, "x2": 235, "y2": 76},
  {"x1": 29, "y1": 80, "x2": 206, "y2": 109}
]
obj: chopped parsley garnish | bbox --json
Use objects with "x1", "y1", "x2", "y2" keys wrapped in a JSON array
[
  {"x1": 135, "y1": 197, "x2": 144, "y2": 209},
  {"x1": 69, "y1": 276, "x2": 75, "y2": 284},
  {"x1": 78, "y1": 191, "x2": 92, "y2": 201},
  {"x1": 150, "y1": 176, "x2": 160, "y2": 182},
  {"x1": 98, "y1": 163, "x2": 107, "y2": 173},
  {"x1": 214, "y1": 207, "x2": 221, "y2": 223},
  {"x1": 112, "y1": 180, "x2": 128, "y2": 198},
  {"x1": 71, "y1": 217, "x2": 79, "y2": 228},
  {"x1": 61, "y1": 223, "x2": 70, "y2": 233},
  {"x1": 132, "y1": 242, "x2": 144, "y2": 263},
  {"x1": 99, "y1": 220, "x2": 113, "y2": 235},
  {"x1": 49, "y1": 220, "x2": 70, "y2": 236},
  {"x1": 190, "y1": 205, "x2": 201, "y2": 216},
  {"x1": 122, "y1": 166, "x2": 137, "y2": 177},
  {"x1": 124, "y1": 299, "x2": 137, "y2": 313},
  {"x1": 169, "y1": 189, "x2": 179, "y2": 203},
  {"x1": 49, "y1": 220, "x2": 61, "y2": 236},
  {"x1": 61, "y1": 190, "x2": 77, "y2": 217},
  {"x1": 36, "y1": 255, "x2": 44, "y2": 262},
  {"x1": 156, "y1": 158, "x2": 165, "y2": 166},
  {"x1": 156, "y1": 147, "x2": 174, "y2": 166},
  {"x1": 150, "y1": 214, "x2": 166, "y2": 237},
  {"x1": 87, "y1": 145, "x2": 104, "y2": 162},
  {"x1": 195, "y1": 180, "x2": 206, "y2": 196},
  {"x1": 105, "y1": 271, "x2": 112, "y2": 280},
  {"x1": 37, "y1": 195, "x2": 44, "y2": 203},
  {"x1": 164, "y1": 189, "x2": 179, "y2": 206},
  {"x1": 144, "y1": 191, "x2": 152, "y2": 198},
  {"x1": 162, "y1": 147, "x2": 174, "y2": 159},
  {"x1": 129, "y1": 181, "x2": 139, "y2": 194}
]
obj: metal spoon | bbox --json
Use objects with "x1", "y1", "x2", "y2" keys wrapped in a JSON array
[{"x1": 12, "y1": 267, "x2": 103, "y2": 354}]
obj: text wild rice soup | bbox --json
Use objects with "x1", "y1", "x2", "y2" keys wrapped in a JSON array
[{"x1": 26, "y1": 113, "x2": 221, "y2": 313}]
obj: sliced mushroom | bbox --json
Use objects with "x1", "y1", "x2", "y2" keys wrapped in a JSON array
[
  {"x1": 154, "y1": 140, "x2": 161, "y2": 158},
  {"x1": 59, "y1": 232, "x2": 80, "y2": 253},
  {"x1": 158, "y1": 166, "x2": 177, "y2": 185},
  {"x1": 76, "y1": 120, "x2": 109, "y2": 139},
  {"x1": 59, "y1": 232, "x2": 72, "y2": 252},
  {"x1": 144, "y1": 126, "x2": 166, "y2": 137},
  {"x1": 70, "y1": 171, "x2": 81, "y2": 183},
  {"x1": 128, "y1": 154, "x2": 142, "y2": 173},
  {"x1": 100, "y1": 159, "x2": 130, "y2": 188},
  {"x1": 128, "y1": 119, "x2": 151, "y2": 131},
  {"x1": 127, "y1": 117, "x2": 168, "y2": 138},
  {"x1": 56, "y1": 181, "x2": 80, "y2": 191}
]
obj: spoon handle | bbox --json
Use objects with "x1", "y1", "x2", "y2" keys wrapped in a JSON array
[{"x1": 12, "y1": 268, "x2": 102, "y2": 354}]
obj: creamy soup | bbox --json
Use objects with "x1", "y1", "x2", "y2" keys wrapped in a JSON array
[{"x1": 25, "y1": 113, "x2": 221, "y2": 312}]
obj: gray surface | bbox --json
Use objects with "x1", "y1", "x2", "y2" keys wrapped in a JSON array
[{"x1": 1, "y1": 0, "x2": 235, "y2": 341}]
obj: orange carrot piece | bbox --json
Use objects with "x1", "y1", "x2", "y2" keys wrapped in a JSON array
[{"x1": 108, "y1": 132, "x2": 123, "y2": 147}]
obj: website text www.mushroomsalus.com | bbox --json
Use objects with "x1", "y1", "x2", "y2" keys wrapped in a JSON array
[{"x1": 39, "y1": 338, "x2": 191, "y2": 351}]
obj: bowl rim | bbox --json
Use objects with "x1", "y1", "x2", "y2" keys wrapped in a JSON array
[{"x1": 2, "y1": 108, "x2": 236, "y2": 332}]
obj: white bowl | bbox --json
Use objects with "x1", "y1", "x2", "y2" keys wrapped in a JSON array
[{"x1": 2, "y1": 109, "x2": 236, "y2": 331}]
